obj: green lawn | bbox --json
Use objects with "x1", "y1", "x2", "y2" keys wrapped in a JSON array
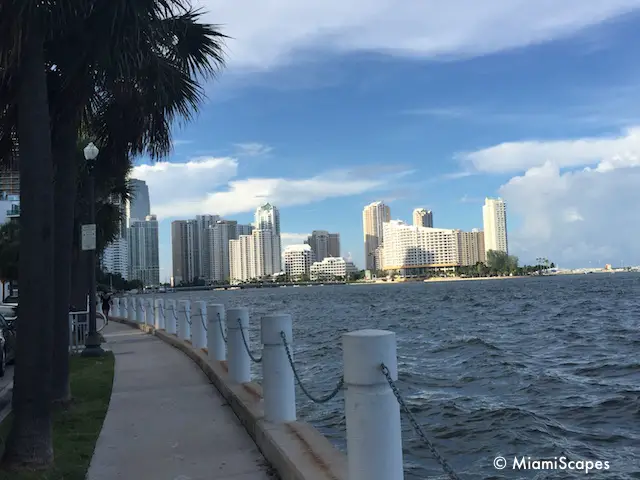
[{"x1": 0, "y1": 353, "x2": 115, "y2": 479}]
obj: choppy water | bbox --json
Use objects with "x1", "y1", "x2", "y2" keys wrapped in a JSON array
[{"x1": 167, "y1": 274, "x2": 640, "y2": 479}]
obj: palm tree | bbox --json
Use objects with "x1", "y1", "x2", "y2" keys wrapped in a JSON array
[
  {"x1": 49, "y1": 7, "x2": 225, "y2": 405},
  {"x1": 0, "y1": 0, "x2": 57, "y2": 468},
  {"x1": 1, "y1": 0, "x2": 226, "y2": 468}
]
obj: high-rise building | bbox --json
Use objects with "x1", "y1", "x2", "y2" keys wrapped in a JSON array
[
  {"x1": 413, "y1": 208, "x2": 433, "y2": 228},
  {"x1": 362, "y1": 201, "x2": 391, "y2": 271},
  {"x1": 306, "y1": 230, "x2": 340, "y2": 261},
  {"x1": 252, "y1": 229, "x2": 274, "y2": 278},
  {"x1": 126, "y1": 179, "x2": 151, "y2": 226},
  {"x1": 482, "y1": 197, "x2": 508, "y2": 255},
  {"x1": 128, "y1": 215, "x2": 160, "y2": 286},
  {"x1": 457, "y1": 229, "x2": 486, "y2": 266},
  {"x1": 229, "y1": 229, "x2": 276, "y2": 283},
  {"x1": 381, "y1": 220, "x2": 460, "y2": 274},
  {"x1": 102, "y1": 194, "x2": 129, "y2": 279},
  {"x1": 310, "y1": 257, "x2": 358, "y2": 281},
  {"x1": 328, "y1": 233, "x2": 340, "y2": 258},
  {"x1": 102, "y1": 237, "x2": 129, "y2": 280},
  {"x1": 236, "y1": 224, "x2": 253, "y2": 236},
  {"x1": 210, "y1": 220, "x2": 237, "y2": 282},
  {"x1": 171, "y1": 219, "x2": 200, "y2": 285},
  {"x1": 195, "y1": 214, "x2": 220, "y2": 280},
  {"x1": 380, "y1": 221, "x2": 488, "y2": 276},
  {"x1": 283, "y1": 245, "x2": 315, "y2": 280},
  {"x1": 254, "y1": 203, "x2": 281, "y2": 274},
  {"x1": 0, "y1": 128, "x2": 20, "y2": 196},
  {"x1": 230, "y1": 234, "x2": 255, "y2": 283}
]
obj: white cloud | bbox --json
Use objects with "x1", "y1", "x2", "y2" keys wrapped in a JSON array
[
  {"x1": 280, "y1": 233, "x2": 310, "y2": 251},
  {"x1": 196, "y1": 0, "x2": 640, "y2": 70},
  {"x1": 460, "y1": 127, "x2": 640, "y2": 267},
  {"x1": 234, "y1": 142, "x2": 273, "y2": 157},
  {"x1": 131, "y1": 157, "x2": 391, "y2": 219},
  {"x1": 460, "y1": 126, "x2": 640, "y2": 173}
]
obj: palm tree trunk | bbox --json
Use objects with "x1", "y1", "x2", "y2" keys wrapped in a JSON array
[
  {"x1": 51, "y1": 120, "x2": 79, "y2": 405},
  {"x1": 1, "y1": 19, "x2": 55, "y2": 469},
  {"x1": 70, "y1": 244, "x2": 88, "y2": 309}
]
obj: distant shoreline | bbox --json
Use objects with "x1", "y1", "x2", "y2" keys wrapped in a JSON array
[
  {"x1": 350, "y1": 270, "x2": 632, "y2": 286},
  {"x1": 350, "y1": 275, "x2": 525, "y2": 285}
]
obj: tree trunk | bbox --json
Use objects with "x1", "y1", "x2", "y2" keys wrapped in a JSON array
[
  {"x1": 70, "y1": 193, "x2": 89, "y2": 310},
  {"x1": 1, "y1": 20, "x2": 55, "y2": 469},
  {"x1": 51, "y1": 120, "x2": 79, "y2": 406}
]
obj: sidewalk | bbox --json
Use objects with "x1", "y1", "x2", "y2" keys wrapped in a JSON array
[{"x1": 87, "y1": 322, "x2": 275, "y2": 480}]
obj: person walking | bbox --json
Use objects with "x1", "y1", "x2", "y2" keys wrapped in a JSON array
[{"x1": 101, "y1": 292, "x2": 112, "y2": 325}]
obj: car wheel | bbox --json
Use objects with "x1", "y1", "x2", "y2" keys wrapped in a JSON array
[{"x1": 0, "y1": 348, "x2": 5, "y2": 378}]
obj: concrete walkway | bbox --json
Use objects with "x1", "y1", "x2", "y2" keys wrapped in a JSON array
[{"x1": 87, "y1": 322, "x2": 275, "y2": 480}]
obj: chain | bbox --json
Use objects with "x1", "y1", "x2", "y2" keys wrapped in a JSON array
[
  {"x1": 380, "y1": 363, "x2": 462, "y2": 480},
  {"x1": 237, "y1": 319, "x2": 262, "y2": 363},
  {"x1": 200, "y1": 312, "x2": 208, "y2": 331},
  {"x1": 280, "y1": 331, "x2": 344, "y2": 404},
  {"x1": 217, "y1": 312, "x2": 227, "y2": 343}
]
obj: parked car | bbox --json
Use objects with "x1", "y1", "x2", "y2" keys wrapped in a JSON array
[
  {"x1": 0, "y1": 305, "x2": 17, "y2": 322},
  {"x1": 0, "y1": 312, "x2": 16, "y2": 377},
  {"x1": 2, "y1": 295, "x2": 18, "y2": 306}
]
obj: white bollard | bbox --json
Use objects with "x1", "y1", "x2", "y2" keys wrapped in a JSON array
[
  {"x1": 227, "y1": 307, "x2": 251, "y2": 383},
  {"x1": 206, "y1": 304, "x2": 226, "y2": 362},
  {"x1": 154, "y1": 298, "x2": 164, "y2": 329},
  {"x1": 166, "y1": 299, "x2": 177, "y2": 334},
  {"x1": 146, "y1": 299, "x2": 154, "y2": 326},
  {"x1": 261, "y1": 314, "x2": 296, "y2": 423},
  {"x1": 343, "y1": 330, "x2": 403, "y2": 480},
  {"x1": 177, "y1": 300, "x2": 190, "y2": 341},
  {"x1": 129, "y1": 297, "x2": 136, "y2": 322},
  {"x1": 191, "y1": 300, "x2": 207, "y2": 349},
  {"x1": 112, "y1": 298, "x2": 119, "y2": 318},
  {"x1": 137, "y1": 298, "x2": 144, "y2": 324}
]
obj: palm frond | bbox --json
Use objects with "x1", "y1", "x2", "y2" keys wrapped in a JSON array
[{"x1": 155, "y1": 9, "x2": 228, "y2": 79}]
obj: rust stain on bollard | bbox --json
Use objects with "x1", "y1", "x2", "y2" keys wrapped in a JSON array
[{"x1": 286, "y1": 423, "x2": 340, "y2": 480}]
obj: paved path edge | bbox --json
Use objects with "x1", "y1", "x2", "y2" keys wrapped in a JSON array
[{"x1": 111, "y1": 316, "x2": 348, "y2": 480}]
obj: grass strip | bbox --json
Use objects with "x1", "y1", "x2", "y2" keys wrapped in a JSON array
[{"x1": 0, "y1": 353, "x2": 115, "y2": 479}]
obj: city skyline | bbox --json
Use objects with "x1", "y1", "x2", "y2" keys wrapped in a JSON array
[{"x1": 123, "y1": 7, "x2": 640, "y2": 277}]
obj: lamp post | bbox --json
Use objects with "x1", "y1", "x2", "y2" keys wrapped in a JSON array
[{"x1": 81, "y1": 142, "x2": 104, "y2": 357}]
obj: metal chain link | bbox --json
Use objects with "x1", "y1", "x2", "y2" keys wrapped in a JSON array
[
  {"x1": 280, "y1": 331, "x2": 344, "y2": 404},
  {"x1": 185, "y1": 308, "x2": 192, "y2": 326},
  {"x1": 217, "y1": 312, "x2": 227, "y2": 343},
  {"x1": 237, "y1": 319, "x2": 262, "y2": 363},
  {"x1": 380, "y1": 363, "x2": 462, "y2": 480},
  {"x1": 190, "y1": 311, "x2": 208, "y2": 331}
]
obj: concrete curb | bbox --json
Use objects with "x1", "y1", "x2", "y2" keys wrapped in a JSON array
[{"x1": 112, "y1": 317, "x2": 347, "y2": 480}]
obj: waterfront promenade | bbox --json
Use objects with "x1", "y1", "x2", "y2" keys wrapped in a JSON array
[{"x1": 87, "y1": 322, "x2": 274, "y2": 480}]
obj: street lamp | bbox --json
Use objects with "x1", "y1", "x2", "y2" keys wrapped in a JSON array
[{"x1": 81, "y1": 142, "x2": 104, "y2": 357}]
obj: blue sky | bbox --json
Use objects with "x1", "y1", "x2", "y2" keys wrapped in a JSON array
[{"x1": 131, "y1": 1, "x2": 640, "y2": 281}]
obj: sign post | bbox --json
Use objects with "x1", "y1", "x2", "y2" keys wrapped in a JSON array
[{"x1": 81, "y1": 224, "x2": 96, "y2": 251}]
